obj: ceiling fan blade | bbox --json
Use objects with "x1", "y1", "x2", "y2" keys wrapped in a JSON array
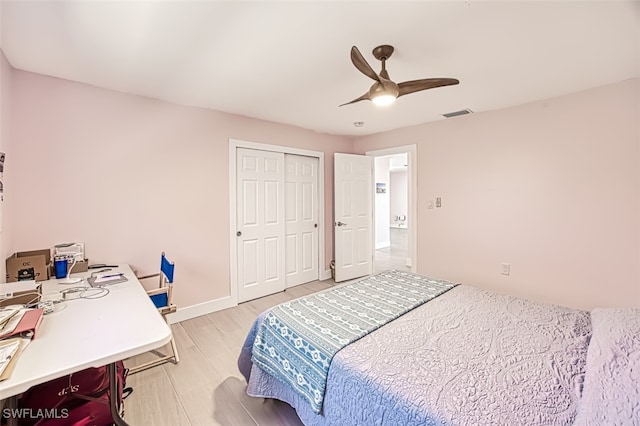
[
  {"x1": 339, "y1": 92, "x2": 371, "y2": 107},
  {"x1": 350, "y1": 46, "x2": 381, "y2": 83},
  {"x1": 397, "y1": 78, "x2": 459, "y2": 97}
]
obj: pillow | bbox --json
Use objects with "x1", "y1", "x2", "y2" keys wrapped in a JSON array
[{"x1": 573, "y1": 308, "x2": 640, "y2": 425}]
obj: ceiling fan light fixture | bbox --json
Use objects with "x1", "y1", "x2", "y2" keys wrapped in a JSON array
[
  {"x1": 369, "y1": 81, "x2": 399, "y2": 106},
  {"x1": 340, "y1": 45, "x2": 460, "y2": 108},
  {"x1": 372, "y1": 94, "x2": 397, "y2": 106}
]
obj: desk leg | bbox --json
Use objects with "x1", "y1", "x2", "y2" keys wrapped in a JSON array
[{"x1": 107, "y1": 362, "x2": 129, "y2": 426}]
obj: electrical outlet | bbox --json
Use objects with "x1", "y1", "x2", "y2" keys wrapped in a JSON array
[
  {"x1": 436, "y1": 197, "x2": 442, "y2": 208},
  {"x1": 501, "y1": 263, "x2": 510, "y2": 275}
]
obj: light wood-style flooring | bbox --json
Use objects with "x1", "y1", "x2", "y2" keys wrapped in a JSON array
[
  {"x1": 124, "y1": 280, "x2": 331, "y2": 426},
  {"x1": 375, "y1": 227, "x2": 410, "y2": 273},
  {"x1": 125, "y1": 238, "x2": 410, "y2": 425}
]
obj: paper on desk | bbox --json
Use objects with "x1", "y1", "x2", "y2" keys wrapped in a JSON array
[
  {"x1": 0, "y1": 280, "x2": 38, "y2": 296},
  {"x1": 0, "y1": 307, "x2": 20, "y2": 329},
  {"x1": 0, "y1": 309, "x2": 26, "y2": 336},
  {"x1": 94, "y1": 273, "x2": 124, "y2": 282},
  {"x1": 88, "y1": 273, "x2": 128, "y2": 287},
  {"x1": 0, "y1": 337, "x2": 31, "y2": 381},
  {"x1": 0, "y1": 338, "x2": 20, "y2": 377}
]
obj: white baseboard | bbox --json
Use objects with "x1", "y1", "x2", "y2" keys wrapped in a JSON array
[
  {"x1": 321, "y1": 269, "x2": 332, "y2": 281},
  {"x1": 167, "y1": 269, "x2": 335, "y2": 323},
  {"x1": 376, "y1": 241, "x2": 391, "y2": 249},
  {"x1": 166, "y1": 295, "x2": 236, "y2": 324}
]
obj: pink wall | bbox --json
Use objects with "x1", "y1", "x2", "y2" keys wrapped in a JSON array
[
  {"x1": 5, "y1": 64, "x2": 638, "y2": 312},
  {"x1": 7, "y1": 70, "x2": 352, "y2": 308},
  {"x1": 355, "y1": 78, "x2": 640, "y2": 310},
  {"x1": 0, "y1": 50, "x2": 13, "y2": 280}
]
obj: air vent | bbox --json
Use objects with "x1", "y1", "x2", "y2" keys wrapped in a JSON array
[{"x1": 442, "y1": 108, "x2": 473, "y2": 118}]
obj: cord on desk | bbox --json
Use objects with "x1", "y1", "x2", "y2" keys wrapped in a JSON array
[
  {"x1": 80, "y1": 287, "x2": 110, "y2": 299},
  {"x1": 60, "y1": 286, "x2": 109, "y2": 300},
  {"x1": 61, "y1": 287, "x2": 85, "y2": 300}
]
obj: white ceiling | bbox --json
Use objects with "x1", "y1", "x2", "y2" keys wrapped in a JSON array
[{"x1": 1, "y1": 1, "x2": 638, "y2": 136}]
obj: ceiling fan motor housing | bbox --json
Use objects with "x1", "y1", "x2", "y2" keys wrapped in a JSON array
[{"x1": 369, "y1": 81, "x2": 399, "y2": 99}]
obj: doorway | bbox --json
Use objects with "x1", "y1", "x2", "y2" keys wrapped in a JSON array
[{"x1": 367, "y1": 145, "x2": 416, "y2": 274}]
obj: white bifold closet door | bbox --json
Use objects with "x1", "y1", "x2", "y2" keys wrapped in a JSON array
[
  {"x1": 236, "y1": 148, "x2": 286, "y2": 303},
  {"x1": 285, "y1": 154, "x2": 319, "y2": 288},
  {"x1": 236, "y1": 148, "x2": 319, "y2": 303}
]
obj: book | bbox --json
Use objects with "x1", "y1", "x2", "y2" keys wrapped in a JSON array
[
  {"x1": 0, "y1": 307, "x2": 20, "y2": 329},
  {"x1": 0, "y1": 308, "x2": 44, "y2": 340}
]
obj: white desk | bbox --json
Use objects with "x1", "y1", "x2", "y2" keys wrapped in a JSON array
[{"x1": 0, "y1": 264, "x2": 172, "y2": 425}]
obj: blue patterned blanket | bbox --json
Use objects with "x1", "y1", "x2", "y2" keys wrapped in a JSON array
[{"x1": 250, "y1": 270, "x2": 458, "y2": 414}]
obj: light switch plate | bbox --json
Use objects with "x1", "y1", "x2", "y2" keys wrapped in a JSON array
[{"x1": 501, "y1": 263, "x2": 510, "y2": 275}]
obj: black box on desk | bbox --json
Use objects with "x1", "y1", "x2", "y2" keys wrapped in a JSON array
[{"x1": 6, "y1": 249, "x2": 51, "y2": 282}]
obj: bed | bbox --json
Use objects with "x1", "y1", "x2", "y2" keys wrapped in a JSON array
[{"x1": 238, "y1": 270, "x2": 640, "y2": 425}]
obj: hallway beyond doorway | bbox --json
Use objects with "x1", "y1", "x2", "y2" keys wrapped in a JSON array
[{"x1": 375, "y1": 228, "x2": 410, "y2": 273}]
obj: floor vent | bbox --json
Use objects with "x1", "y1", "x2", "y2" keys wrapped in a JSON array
[{"x1": 442, "y1": 108, "x2": 473, "y2": 118}]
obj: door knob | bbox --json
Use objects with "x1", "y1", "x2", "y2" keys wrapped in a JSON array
[
  {"x1": 335, "y1": 221, "x2": 347, "y2": 227},
  {"x1": 314, "y1": 224, "x2": 318, "y2": 228},
  {"x1": 237, "y1": 231, "x2": 242, "y2": 236}
]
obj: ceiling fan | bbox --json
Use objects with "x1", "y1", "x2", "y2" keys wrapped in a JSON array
[{"x1": 340, "y1": 45, "x2": 459, "y2": 107}]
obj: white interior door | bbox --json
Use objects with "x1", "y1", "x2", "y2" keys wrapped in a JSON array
[
  {"x1": 237, "y1": 148, "x2": 286, "y2": 302},
  {"x1": 285, "y1": 154, "x2": 319, "y2": 287},
  {"x1": 334, "y1": 153, "x2": 373, "y2": 282}
]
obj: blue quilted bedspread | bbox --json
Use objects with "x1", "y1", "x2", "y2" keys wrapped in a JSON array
[{"x1": 250, "y1": 270, "x2": 458, "y2": 414}]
